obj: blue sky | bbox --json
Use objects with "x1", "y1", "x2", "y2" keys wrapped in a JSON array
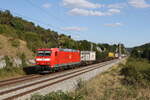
[{"x1": 0, "y1": 0, "x2": 150, "y2": 47}]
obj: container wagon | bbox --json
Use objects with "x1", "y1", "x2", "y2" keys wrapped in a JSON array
[
  {"x1": 81, "y1": 51, "x2": 96, "y2": 61},
  {"x1": 80, "y1": 51, "x2": 96, "y2": 65}
]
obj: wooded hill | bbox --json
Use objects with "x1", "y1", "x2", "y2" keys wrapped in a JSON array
[
  {"x1": 131, "y1": 43, "x2": 150, "y2": 60},
  {"x1": 0, "y1": 10, "x2": 123, "y2": 60}
]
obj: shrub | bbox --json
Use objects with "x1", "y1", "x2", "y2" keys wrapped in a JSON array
[
  {"x1": 30, "y1": 91, "x2": 83, "y2": 100},
  {"x1": 0, "y1": 24, "x2": 18, "y2": 38},
  {"x1": 120, "y1": 57, "x2": 150, "y2": 87},
  {"x1": 0, "y1": 42, "x2": 3, "y2": 49},
  {"x1": 20, "y1": 53, "x2": 27, "y2": 67},
  {"x1": 4, "y1": 56, "x2": 13, "y2": 70},
  {"x1": 11, "y1": 39, "x2": 20, "y2": 47},
  {"x1": 0, "y1": 66, "x2": 25, "y2": 79},
  {"x1": 0, "y1": 56, "x2": 25, "y2": 79}
]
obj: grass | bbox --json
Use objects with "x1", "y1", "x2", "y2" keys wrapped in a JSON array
[
  {"x1": 0, "y1": 67, "x2": 25, "y2": 80},
  {"x1": 30, "y1": 58, "x2": 150, "y2": 100}
]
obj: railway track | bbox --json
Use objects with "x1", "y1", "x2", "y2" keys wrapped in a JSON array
[
  {"x1": 0, "y1": 59, "x2": 114, "y2": 88},
  {"x1": 0, "y1": 63, "x2": 101, "y2": 88},
  {"x1": 0, "y1": 59, "x2": 118, "y2": 100},
  {"x1": 0, "y1": 75, "x2": 42, "y2": 88}
]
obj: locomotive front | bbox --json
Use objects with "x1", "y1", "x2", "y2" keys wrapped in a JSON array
[{"x1": 35, "y1": 49, "x2": 52, "y2": 66}]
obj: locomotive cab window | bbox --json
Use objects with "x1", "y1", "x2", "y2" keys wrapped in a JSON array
[
  {"x1": 37, "y1": 51, "x2": 51, "y2": 56},
  {"x1": 55, "y1": 52, "x2": 58, "y2": 56},
  {"x1": 45, "y1": 51, "x2": 51, "y2": 56}
]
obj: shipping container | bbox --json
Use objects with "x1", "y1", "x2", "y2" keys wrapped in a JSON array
[
  {"x1": 108, "y1": 52, "x2": 115, "y2": 58},
  {"x1": 81, "y1": 51, "x2": 96, "y2": 61}
]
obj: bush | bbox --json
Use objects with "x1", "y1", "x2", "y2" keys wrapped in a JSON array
[
  {"x1": 0, "y1": 24, "x2": 18, "y2": 38},
  {"x1": 11, "y1": 39, "x2": 20, "y2": 47},
  {"x1": 0, "y1": 42, "x2": 3, "y2": 49},
  {"x1": 4, "y1": 56, "x2": 13, "y2": 69},
  {"x1": 120, "y1": 57, "x2": 150, "y2": 87},
  {"x1": 0, "y1": 66, "x2": 25, "y2": 79},
  {"x1": 30, "y1": 91, "x2": 83, "y2": 100},
  {"x1": 17, "y1": 53, "x2": 27, "y2": 67}
]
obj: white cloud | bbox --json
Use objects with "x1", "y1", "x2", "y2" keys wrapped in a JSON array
[
  {"x1": 107, "y1": 3, "x2": 127, "y2": 9},
  {"x1": 68, "y1": 8, "x2": 120, "y2": 16},
  {"x1": 69, "y1": 8, "x2": 105, "y2": 16},
  {"x1": 61, "y1": 26, "x2": 87, "y2": 31},
  {"x1": 104, "y1": 22, "x2": 123, "y2": 27},
  {"x1": 63, "y1": 0, "x2": 103, "y2": 8},
  {"x1": 108, "y1": 9, "x2": 121, "y2": 14},
  {"x1": 128, "y1": 0, "x2": 150, "y2": 8},
  {"x1": 42, "y1": 3, "x2": 51, "y2": 8}
]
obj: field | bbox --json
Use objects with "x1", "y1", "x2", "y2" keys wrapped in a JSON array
[{"x1": 30, "y1": 57, "x2": 150, "y2": 100}]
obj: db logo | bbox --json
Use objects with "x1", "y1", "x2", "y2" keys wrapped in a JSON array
[{"x1": 69, "y1": 55, "x2": 72, "y2": 59}]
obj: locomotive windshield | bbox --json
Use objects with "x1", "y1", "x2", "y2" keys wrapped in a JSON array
[{"x1": 37, "y1": 51, "x2": 51, "y2": 56}]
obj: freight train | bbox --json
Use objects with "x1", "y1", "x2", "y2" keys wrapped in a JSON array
[{"x1": 35, "y1": 48, "x2": 96, "y2": 72}]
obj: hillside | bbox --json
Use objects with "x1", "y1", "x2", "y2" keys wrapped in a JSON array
[
  {"x1": 0, "y1": 35, "x2": 33, "y2": 59},
  {"x1": 0, "y1": 10, "x2": 123, "y2": 60},
  {"x1": 131, "y1": 43, "x2": 150, "y2": 60}
]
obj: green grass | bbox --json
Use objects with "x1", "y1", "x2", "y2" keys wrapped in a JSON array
[{"x1": 0, "y1": 67, "x2": 25, "y2": 80}]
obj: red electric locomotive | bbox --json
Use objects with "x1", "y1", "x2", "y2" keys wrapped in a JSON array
[{"x1": 35, "y1": 48, "x2": 81, "y2": 71}]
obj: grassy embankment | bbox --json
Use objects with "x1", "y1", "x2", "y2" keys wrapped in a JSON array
[
  {"x1": 0, "y1": 67, "x2": 25, "y2": 80},
  {"x1": 0, "y1": 35, "x2": 33, "y2": 80},
  {"x1": 30, "y1": 57, "x2": 150, "y2": 100}
]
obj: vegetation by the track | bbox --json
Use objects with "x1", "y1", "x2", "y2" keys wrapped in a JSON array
[
  {"x1": 30, "y1": 57, "x2": 150, "y2": 100},
  {"x1": 0, "y1": 55, "x2": 25, "y2": 80},
  {"x1": 121, "y1": 57, "x2": 150, "y2": 87},
  {"x1": 0, "y1": 67, "x2": 25, "y2": 80}
]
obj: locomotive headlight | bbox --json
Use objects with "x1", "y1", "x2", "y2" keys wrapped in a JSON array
[
  {"x1": 43, "y1": 58, "x2": 51, "y2": 61},
  {"x1": 36, "y1": 58, "x2": 42, "y2": 61}
]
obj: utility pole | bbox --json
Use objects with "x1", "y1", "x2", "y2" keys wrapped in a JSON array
[
  {"x1": 57, "y1": 35, "x2": 61, "y2": 48},
  {"x1": 118, "y1": 43, "x2": 122, "y2": 59},
  {"x1": 91, "y1": 43, "x2": 93, "y2": 51}
]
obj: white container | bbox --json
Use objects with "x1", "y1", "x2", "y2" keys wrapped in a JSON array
[{"x1": 81, "y1": 51, "x2": 96, "y2": 61}]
